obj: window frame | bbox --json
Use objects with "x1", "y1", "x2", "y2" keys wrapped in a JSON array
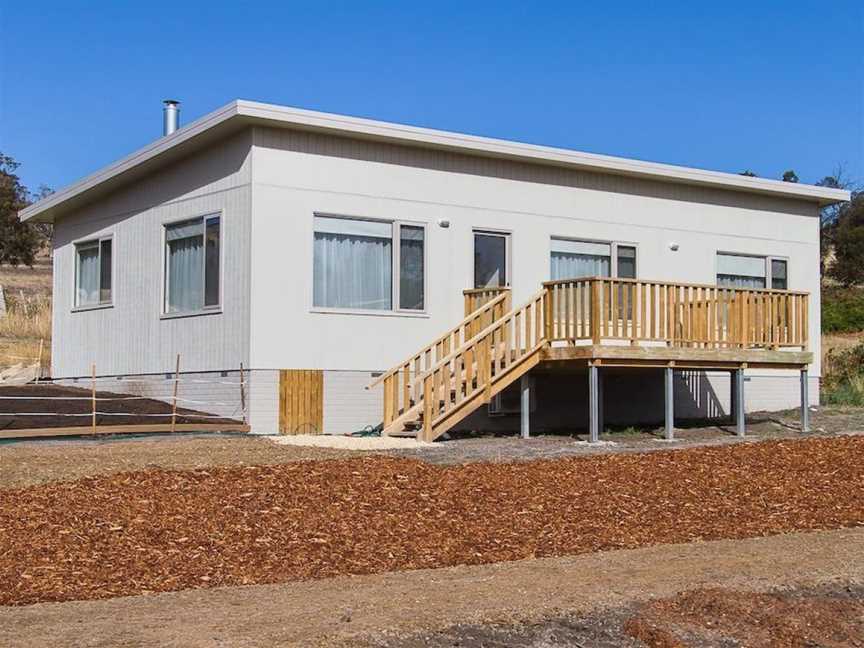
[
  {"x1": 72, "y1": 234, "x2": 114, "y2": 311},
  {"x1": 715, "y1": 251, "x2": 789, "y2": 291},
  {"x1": 161, "y1": 211, "x2": 224, "y2": 319},
  {"x1": 549, "y1": 236, "x2": 638, "y2": 280},
  {"x1": 310, "y1": 212, "x2": 429, "y2": 317}
]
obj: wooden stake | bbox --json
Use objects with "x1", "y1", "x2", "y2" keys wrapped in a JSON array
[
  {"x1": 91, "y1": 363, "x2": 97, "y2": 435},
  {"x1": 239, "y1": 362, "x2": 247, "y2": 425},
  {"x1": 171, "y1": 354, "x2": 180, "y2": 433}
]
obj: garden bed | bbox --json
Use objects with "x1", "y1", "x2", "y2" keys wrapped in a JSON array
[
  {"x1": 0, "y1": 384, "x2": 241, "y2": 431},
  {"x1": 1, "y1": 435, "x2": 862, "y2": 606}
]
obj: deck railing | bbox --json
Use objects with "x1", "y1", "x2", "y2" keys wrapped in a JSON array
[{"x1": 543, "y1": 277, "x2": 809, "y2": 350}]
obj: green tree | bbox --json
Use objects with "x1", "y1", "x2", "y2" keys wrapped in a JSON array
[
  {"x1": 782, "y1": 169, "x2": 799, "y2": 183},
  {"x1": 828, "y1": 190, "x2": 864, "y2": 285},
  {"x1": 0, "y1": 153, "x2": 42, "y2": 266},
  {"x1": 818, "y1": 167, "x2": 857, "y2": 274},
  {"x1": 739, "y1": 170, "x2": 758, "y2": 177}
]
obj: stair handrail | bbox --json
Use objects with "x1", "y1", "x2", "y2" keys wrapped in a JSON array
[
  {"x1": 367, "y1": 289, "x2": 511, "y2": 390},
  {"x1": 409, "y1": 287, "x2": 548, "y2": 392},
  {"x1": 416, "y1": 287, "x2": 549, "y2": 440}
]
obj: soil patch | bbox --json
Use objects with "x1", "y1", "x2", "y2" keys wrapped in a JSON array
[
  {"x1": 1, "y1": 436, "x2": 862, "y2": 606},
  {"x1": 0, "y1": 384, "x2": 240, "y2": 430},
  {"x1": 0, "y1": 434, "x2": 359, "y2": 490}
]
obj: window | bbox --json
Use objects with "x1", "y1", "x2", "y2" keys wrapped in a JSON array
[
  {"x1": 771, "y1": 259, "x2": 788, "y2": 290},
  {"x1": 75, "y1": 237, "x2": 112, "y2": 307},
  {"x1": 164, "y1": 215, "x2": 221, "y2": 314},
  {"x1": 399, "y1": 225, "x2": 425, "y2": 310},
  {"x1": 313, "y1": 215, "x2": 425, "y2": 311},
  {"x1": 716, "y1": 253, "x2": 788, "y2": 290},
  {"x1": 474, "y1": 231, "x2": 510, "y2": 288},
  {"x1": 617, "y1": 245, "x2": 637, "y2": 279},
  {"x1": 550, "y1": 239, "x2": 637, "y2": 280}
]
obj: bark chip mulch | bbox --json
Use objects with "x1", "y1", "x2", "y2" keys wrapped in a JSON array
[{"x1": 1, "y1": 436, "x2": 862, "y2": 606}]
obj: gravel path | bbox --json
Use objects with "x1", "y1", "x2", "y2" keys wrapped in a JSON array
[{"x1": 2, "y1": 527, "x2": 861, "y2": 647}]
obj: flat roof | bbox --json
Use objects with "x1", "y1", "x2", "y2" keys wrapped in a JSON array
[{"x1": 20, "y1": 99, "x2": 850, "y2": 222}]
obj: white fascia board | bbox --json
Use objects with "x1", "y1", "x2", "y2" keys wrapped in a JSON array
[
  {"x1": 20, "y1": 99, "x2": 850, "y2": 223},
  {"x1": 19, "y1": 101, "x2": 242, "y2": 222}
]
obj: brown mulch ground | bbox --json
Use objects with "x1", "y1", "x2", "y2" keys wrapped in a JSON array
[
  {"x1": 0, "y1": 384, "x2": 240, "y2": 430},
  {"x1": 623, "y1": 584, "x2": 864, "y2": 648},
  {"x1": 376, "y1": 583, "x2": 864, "y2": 648},
  {"x1": 1, "y1": 436, "x2": 862, "y2": 607}
]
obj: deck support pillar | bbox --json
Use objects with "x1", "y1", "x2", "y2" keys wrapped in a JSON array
[
  {"x1": 588, "y1": 364, "x2": 599, "y2": 443},
  {"x1": 800, "y1": 368, "x2": 810, "y2": 433},
  {"x1": 664, "y1": 367, "x2": 674, "y2": 440},
  {"x1": 734, "y1": 368, "x2": 746, "y2": 437},
  {"x1": 520, "y1": 374, "x2": 532, "y2": 439},
  {"x1": 597, "y1": 368, "x2": 604, "y2": 436}
]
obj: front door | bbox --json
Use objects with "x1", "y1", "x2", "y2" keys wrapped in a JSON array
[{"x1": 474, "y1": 231, "x2": 510, "y2": 288}]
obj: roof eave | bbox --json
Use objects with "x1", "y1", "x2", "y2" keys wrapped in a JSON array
[{"x1": 19, "y1": 99, "x2": 851, "y2": 223}]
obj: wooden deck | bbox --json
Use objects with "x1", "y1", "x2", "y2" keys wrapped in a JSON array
[
  {"x1": 373, "y1": 277, "x2": 813, "y2": 442},
  {"x1": 541, "y1": 344, "x2": 812, "y2": 370}
]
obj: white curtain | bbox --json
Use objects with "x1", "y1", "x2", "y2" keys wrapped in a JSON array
[
  {"x1": 716, "y1": 253, "x2": 766, "y2": 289},
  {"x1": 717, "y1": 274, "x2": 765, "y2": 289},
  {"x1": 314, "y1": 232, "x2": 392, "y2": 309},
  {"x1": 77, "y1": 246, "x2": 100, "y2": 306},
  {"x1": 551, "y1": 252, "x2": 610, "y2": 280},
  {"x1": 167, "y1": 236, "x2": 204, "y2": 312}
]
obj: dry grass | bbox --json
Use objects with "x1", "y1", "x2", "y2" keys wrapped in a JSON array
[
  {"x1": 0, "y1": 295, "x2": 51, "y2": 340},
  {"x1": 822, "y1": 331, "x2": 864, "y2": 369},
  {"x1": 0, "y1": 261, "x2": 52, "y2": 369}
]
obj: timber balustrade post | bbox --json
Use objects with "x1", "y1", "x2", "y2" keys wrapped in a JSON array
[
  {"x1": 590, "y1": 280, "x2": 601, "y2": 345},
  {"x1": 422, "y1": 375, "x2": 433, "y2": 441},
  {"x1": 483, "y1": 335, "x2": 493, "y2": 403}
]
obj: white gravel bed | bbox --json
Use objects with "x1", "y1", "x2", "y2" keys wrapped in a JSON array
[{"x1": 267, "y1": 434, "x2": 431, "y2": 450}]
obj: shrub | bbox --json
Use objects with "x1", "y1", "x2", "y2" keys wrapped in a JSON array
[
  {"x1": 822, "y1": 287, "x2": 864, "y2": 333},
  {"x1": 822, "y1": 341, "x2": 864, "y2": 405}
]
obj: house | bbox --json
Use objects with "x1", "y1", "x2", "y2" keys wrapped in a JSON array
[{"x1": 20, "y1": 100, "x2": 849, "y2": 439}]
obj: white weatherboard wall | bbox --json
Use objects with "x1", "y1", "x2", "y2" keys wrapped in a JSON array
[
  {"x1": 51, "y1": 131, "x2": 253, "y2": 379},
  {"x1": 247, "y1": 126, "x2": 820, "y2": 433}
]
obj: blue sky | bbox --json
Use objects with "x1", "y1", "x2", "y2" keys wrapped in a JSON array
[{"x1": 1, "y1": 1, "x2": 862, "y2": 193}]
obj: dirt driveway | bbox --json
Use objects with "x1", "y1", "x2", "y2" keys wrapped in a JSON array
[{"x1": 1, "y1": 527, "x2": 861, "y2": 647}]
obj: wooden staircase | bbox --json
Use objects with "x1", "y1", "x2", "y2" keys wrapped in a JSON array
[{"x1": 373, "y1": 288, "x2": 548, "y2": 441}]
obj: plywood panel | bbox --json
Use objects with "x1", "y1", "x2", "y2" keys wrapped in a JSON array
[{"x1": 279, "y1": 369, "x2": 323, "y2": 435}]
